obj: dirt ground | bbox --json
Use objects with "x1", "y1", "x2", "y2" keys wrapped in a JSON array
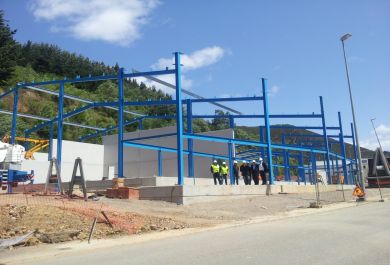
[{"x1": 1, "y1": 187, "x2": 389, "y2": 248}]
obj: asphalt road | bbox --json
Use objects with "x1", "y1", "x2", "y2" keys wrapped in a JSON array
[{"x1": 5, "y1": 202, "x2": 390, "y2": 265}]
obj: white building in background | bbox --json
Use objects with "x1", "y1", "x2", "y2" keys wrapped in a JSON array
[
  {"x1": 19, "y1": 127, "x2": 233, "y2": 183},
  {"x1": 103, "y1": 126, "x2": 233, "y2": 180},
  {"x1": 21, "y1": 140, "x2": 104, "y2": 183}
]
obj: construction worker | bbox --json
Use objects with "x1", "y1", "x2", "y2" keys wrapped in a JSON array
[
  {"x1": 259, "y1": 157, "x2": 268, "y2": 185},
  {"x1": 251, "y1": 160, "x2": 260, "y2": 185},
  {"x1": 233, "y1": 160, "x2": 239, "y2": 185},
  {"x1": 210, "y1": 160, "x2": 221, "y2": 185},
  {"x1": 240, "y1": 160, "x2": 251, "y2": 185},
  {"x1": 220, "y1": 161, "x2": 229, "y2": 185}
]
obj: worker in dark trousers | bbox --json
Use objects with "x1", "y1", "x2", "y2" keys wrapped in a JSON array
[
  {"x1": 240, "y1": 160, "x2": 251, "y2": 185},
  {"x1": 233, "y1": 160, "x2": 239, "y2": 185},
  {"x1": 251, "y1": 160, "x2": 260, "y2": 185},
  {"x1": 220, "y1": 161, "x2": 229, "y2": 185},
  {"x1": 210, "y1": 160, "x2": 221, "y2": 185},
  {"x1": 259, "y1": 157, "x2": 268, "y2": 185}
]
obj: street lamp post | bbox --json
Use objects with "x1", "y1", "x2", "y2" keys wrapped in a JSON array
[{"x1": 340, "y1": 33, "x2": 365, "y2": 195}]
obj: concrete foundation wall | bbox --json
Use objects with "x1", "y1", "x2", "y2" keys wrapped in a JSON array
[
  {"x1": 103, "y1": 126, "x2": 233, "y2": 180},
  {"x1": 138, "y1": 184, "x2": 355, "y2": 204}
]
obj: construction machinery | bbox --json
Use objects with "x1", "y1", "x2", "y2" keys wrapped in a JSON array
[
  {"x1": 2, "y1": 135, "x2": 49, "y2": 160},
  {"x1": 367, "y1": 148, "x2": 390, "y2": 187},
  {"x1": 0, "y1": 138, "x2": 34, "y2": 193}
]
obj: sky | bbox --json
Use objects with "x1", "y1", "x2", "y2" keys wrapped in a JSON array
[{"x1": 1, "y1": 0, "x2": 389, "y2": 151}]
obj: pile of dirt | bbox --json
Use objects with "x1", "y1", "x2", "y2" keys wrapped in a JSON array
[{"x1": 0, "y1": 203, "x2": 188, "y2": 247}]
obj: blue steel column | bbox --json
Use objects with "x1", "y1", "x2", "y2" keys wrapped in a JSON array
[
  {"x1": 118, "y1": 68, "x2": 125, "y2": 178},
  {"x1": 298, "y1": 152, "x2": 304, "y2": 184},
  {"x1": 262, "y1": 78, "x2": 274, "y2": 184},
  {"x1": 229, "y1": 116, "x2": 235, "y2": 184},
  {"x1": 186, "y1": 100, "x2": 194, "y2": 178},
  {"x1": 228, "y1": 142, "x2": 234, "y2": 184},
  {"x1": 56, "y1": 83, "x2": 64, "y2": 168},
  {"x1": 259, "y1": 126, "x2": 265, "y2": 159},
  {"x1": 174, "y1": 52, "x2": 184, "y2": 185},
  {"x1": 282, "y1": 136, "x2": 290, "y2": 181},
  {"x1": 331, "y1": 156, "x2": 335, "y2": 182},
  {"x1": 10, "y1": 88, "x2": 19, "y2": 144},
  {"x1": 48, "y1": 123, "x2": 53, "y2": 160},
  {"x1": 351, "y1": 122, "x2": 358, "y2": 184},
  {"x1": 157, "y1": 150, "x2": 162, "y2": 176},
  {"x1": 320, "y1": 97, "x2": 331, "y2": 183},
  {"x1": 311, "y1": 152, "x2": 317, "y2": 184},
  {"x1": 24, "y1": 131, "x2": 30, "y2": 152},
  {"x1": 338, "y1": 112, "x2": 348, "y2": 184}
]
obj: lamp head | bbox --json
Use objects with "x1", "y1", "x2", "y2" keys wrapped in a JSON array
[{"x1": 340, "y1": 33, "x2": 352, "y2": 42}]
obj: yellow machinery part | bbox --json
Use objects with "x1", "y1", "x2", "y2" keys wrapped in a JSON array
[{"x1": 2, "y1": 134, "x2": 49, "y2": 160}]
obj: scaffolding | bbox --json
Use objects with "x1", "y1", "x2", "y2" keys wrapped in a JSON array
[{"x1": 0, "y1": 52, "x2": 358, "y2": 186}]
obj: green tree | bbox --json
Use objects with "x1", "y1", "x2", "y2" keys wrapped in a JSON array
[{"x1": 0, "y1": 10, "x2": 18, "y2": 85}]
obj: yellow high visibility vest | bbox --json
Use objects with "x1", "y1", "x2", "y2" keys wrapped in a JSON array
[
  {"x1": 220, "y1": 165, "x2": 228, "y2": 174},
  {"x1": 211, "y1": 164, "x2": 220, "y2": 173}
]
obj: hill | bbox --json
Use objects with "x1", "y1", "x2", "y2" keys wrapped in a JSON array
[{"x1": 237, "y1": 125, "x2": 376, "y2": 159}]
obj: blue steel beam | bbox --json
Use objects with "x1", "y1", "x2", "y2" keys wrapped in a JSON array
[
  {"x1": 79, "y1": 117, "x2": 142, "y2": 141},
  {"x1": 124, "y1": 100, "x2": 176, "y2": 106},
  {"x1": 123, "y1": 132, "x2": 177, "y2": 142},
  {"x1": 123, "y1": 141, "x2": 230, "y2": 161},
  {"x1": 17, "y1": 69, "x2": 175, "y2": 87},
  {"x1": 282, "y1": 133, "x2": 351, "y2": 139},
  {"x1": 183, "y1": 133, "x2": 268, "y2": 147},
  {"x1": 190, "y1": 96, "x2": 263, "y2": 103},
  {"x1": 261, "y1": 125, "x2": 340, "y2": 130},
  {"x1": 132, "y1": 69, "x2": 243, "y2": 115},
  {"x1": 0, "y1": 109, "x2": 103, "y2": 131},
  {"x1": 23, "y1": 85, "x2": 143, "y2": 117},
  {"x1": 0, "y1": 88, "x2": 16, "y2": 100},
  {"x1": 25, "y1": 102, "x2": 117, "y2": 134},
  {"x1": 78, "y1": 115, "x2": 176, "y2": 142},
  {"x1": 192, "y1": 114, "x2": 322, "y2": 119}
]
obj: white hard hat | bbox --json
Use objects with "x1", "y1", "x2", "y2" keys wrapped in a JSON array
[
  {"x1": 213, "y1": 160, "x2": 217, "y2": 163},
  {"x1": 243, "y1": 160, "x2": 246, "y2": 163},
  {"x1": 233, "y1": 160, "x2": 237, "y2": 164},
  {"x1": 259, "y1": 157, "x2": 263, "y2": 161},
  {"x1": 222, "y1": 161, "x2": 226, "y2": 165},
  {"x1": 252, "y1": 160, "x2": 256, "y2": 163}
]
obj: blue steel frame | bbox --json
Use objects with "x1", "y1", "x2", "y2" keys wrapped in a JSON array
[{"x1": 0, "y1": 51, "x2": 357, "y2": 186}]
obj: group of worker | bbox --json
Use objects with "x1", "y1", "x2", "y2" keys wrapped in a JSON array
[{"x1": 210, "y1": 158, "x2": 269, "y2": 185}]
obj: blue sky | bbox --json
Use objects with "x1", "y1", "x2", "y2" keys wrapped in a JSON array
[{"x1": 1, "y1": 0, "x2": 389, "y2": 150}]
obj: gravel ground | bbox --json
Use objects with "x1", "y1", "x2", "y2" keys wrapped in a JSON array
[{"x1": 1, "y1": 187, "x2": 388, "y2": 248}]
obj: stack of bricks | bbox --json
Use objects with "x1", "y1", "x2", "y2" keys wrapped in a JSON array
[{"x1": 106, "y1": 178, "x2": 139, "y2": 199}]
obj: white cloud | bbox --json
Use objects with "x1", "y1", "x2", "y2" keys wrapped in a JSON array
[
  {"x1": 134, "y1": 46, "x2": 225, "y2": 95},
  {"x1": 268, "y1": 85, "x2": 280, "y2": 97},
  {"x1": 361, "y1": 124, "x2": 390, "y2": 151},
  {"x1": 152, "y1": 46, "x2": 225, "y2": 71},
  {"x1": 29, "y1": 0, "x2": 159, "y2": 45}
]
